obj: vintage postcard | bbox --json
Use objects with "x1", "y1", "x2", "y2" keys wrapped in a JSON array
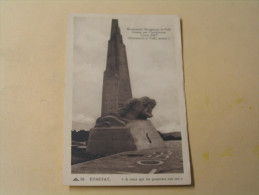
[{"x1": 63, "y1": 14, "x2": 191, "y2": 186}]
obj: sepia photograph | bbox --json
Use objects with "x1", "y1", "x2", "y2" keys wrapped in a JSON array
[
  {"x1": 64, "y1": 14, "x2": 191, "y2": 186},
  {"x1": 2, "y1": 1, "x2": 258, "y2": 194}
]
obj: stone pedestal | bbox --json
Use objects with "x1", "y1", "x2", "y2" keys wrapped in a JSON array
[
  {"x1": 86, "y1": 120, "x2": 165, "y2": 156},
  {"x1": 125, "y1": 120, "x2": 165, "y2": 150},
  {"x1": 86, "y1": 127, "x2": 136, "y2": 156}
]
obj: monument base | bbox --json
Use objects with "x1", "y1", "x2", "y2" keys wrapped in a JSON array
[
  {"x1": 86, "y1": 127, "x2": 137, "y2": 156},
  {"x1": 125, "y1": 120, "x2": 166, "y2": 150},
  {"x1": 86, "y1": 120, "x2": 165, "y2": 156}
]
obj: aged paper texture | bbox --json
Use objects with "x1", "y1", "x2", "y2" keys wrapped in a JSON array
[{"x1": 64, "y1": 14, "x2": 191, "y2": 186}]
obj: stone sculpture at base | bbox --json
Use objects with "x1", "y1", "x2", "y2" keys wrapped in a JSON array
[
  {"x1": 95, "y1": 96, "x2": 156, "y2": 127},
  {"x1": 86, "y1": 97, "x2": 165, "y2": 156}
]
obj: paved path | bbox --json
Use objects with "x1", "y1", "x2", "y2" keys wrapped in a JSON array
[{"x1": 72, "y1": 141, "x2": 183, "y2": 174}]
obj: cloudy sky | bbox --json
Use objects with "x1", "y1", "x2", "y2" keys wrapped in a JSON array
[{"x1": 71, "y1": 15, "x2": 185, "y2": 133}]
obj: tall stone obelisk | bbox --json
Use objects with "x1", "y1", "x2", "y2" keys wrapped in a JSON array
[
  {"x1": 86, "y1": 19, "x2": 165, "y2": 157},
  {"x1": 101, "y1": 19, "x2": 132, "y2": 116}
]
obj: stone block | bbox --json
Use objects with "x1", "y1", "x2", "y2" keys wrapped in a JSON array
[{"x1": 86, "y1": 120, "x2": 165, "y2": 156}]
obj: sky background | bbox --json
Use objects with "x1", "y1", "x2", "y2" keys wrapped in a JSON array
[{"x1": 72, "y1": 15, "x2": 184, "y2": 133}]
